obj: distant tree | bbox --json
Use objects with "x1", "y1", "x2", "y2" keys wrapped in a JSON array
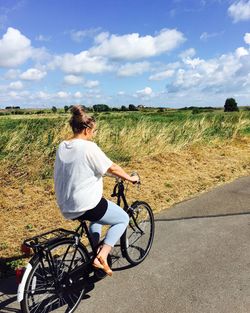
[
  {"x1": 93, "y1": 104, "x2": 110, "y2": 112},
  {"x1": 137, "y1": 104, "x2": 145, "y2": 109},
  {"x1": 120, "y1": 105, "x2": 127, "y2": 111},
  {"x1": 82, "y1": 105, "x2": 89, "y2": 111},
  {"x1": 157, "y1": 108, "x2": 164, "y2": 113},
  {"x1": 224, "y1": 98, "x2": 239, "y2": 112},
  {"x1": 64, "y1": 105, "x2": 69, "y2": 113},
  {"x1": 192, "y1": 107, "x2": 200, "y2": 114},
  {"x1": 52, "y1": 106, "x2": 57, "y2": 113},
  {"x1": 128, "y1": 104, "x2": 138, "y2": 111}
]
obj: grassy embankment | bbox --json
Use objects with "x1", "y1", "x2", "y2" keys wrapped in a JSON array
[{"x1": 0, "y1": 110, "x2": 250, "y2": 269}]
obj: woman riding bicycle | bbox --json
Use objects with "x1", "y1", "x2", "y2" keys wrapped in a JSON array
[{"x1": 54, "y1": 105, "x2": 139, "y2": 276}]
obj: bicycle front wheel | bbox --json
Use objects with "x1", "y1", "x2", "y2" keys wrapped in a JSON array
[
  {"x1": 121, "y1": 201, "x2": 154, "y2": 265},
  {"x1": 20, "y1": 238, "x2": 90, "y2": 313}
]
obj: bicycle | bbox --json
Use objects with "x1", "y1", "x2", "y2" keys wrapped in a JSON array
[{"x1": 17, "y1": 173, "x2": 155, "y2": 313}]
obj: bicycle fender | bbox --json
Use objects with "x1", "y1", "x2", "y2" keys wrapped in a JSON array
[{"x1": 17, "y1": 263, "x2": 32, "y2": 302}]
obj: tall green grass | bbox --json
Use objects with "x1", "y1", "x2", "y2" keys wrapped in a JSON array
[{"x1": 1, "y1": 111, "x2": 249, "y2": 181}]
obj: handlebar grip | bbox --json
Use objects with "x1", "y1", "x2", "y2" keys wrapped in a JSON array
[{"x1": 131, "y1": 171, "x2": 140, "y2": 184}]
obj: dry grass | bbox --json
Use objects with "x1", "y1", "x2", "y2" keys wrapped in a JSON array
[{"x1": 1, "y1": 136, "x2": 249, "y2": 260}]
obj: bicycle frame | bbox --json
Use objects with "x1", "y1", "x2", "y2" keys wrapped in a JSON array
[
  {"x1": 112, "y1": 181, "x2": 145, "y2": 235},
  {"x1": 27, "y1": 180, "x2": 131, "y2": 280},
  {"x1": 75, "y1": 220, "x2": 96, "y2": 255},
  {"x1": 111, "y1": 180, "x2": 129, "y2": 210},
  {"x1": 17, "y1": 179, "x2": 144, "y2": 303}
]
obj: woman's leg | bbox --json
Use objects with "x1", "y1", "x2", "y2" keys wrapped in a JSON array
[
  {"x1": 92, "y1": 200, "x2": 129, "y2": 267},
  {"x1": 89, "y1": 222, "x2": 102, "y2": 248}
]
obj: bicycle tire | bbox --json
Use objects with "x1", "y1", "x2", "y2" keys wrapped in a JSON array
[
  {"x1": 121, "y1": 201, "x2": 154, "y2": 265},
  {"x1": 20, "y1": 238, "x2": 90, "y2": 313}
]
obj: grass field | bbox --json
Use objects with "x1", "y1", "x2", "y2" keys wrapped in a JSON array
[{"x1": 0, "y1": 109, "x2": 250, "y2": 272}]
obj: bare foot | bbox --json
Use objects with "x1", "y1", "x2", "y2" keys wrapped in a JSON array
[{"x1": 92, "y1": 256, "x2": 103, "y2": 268}]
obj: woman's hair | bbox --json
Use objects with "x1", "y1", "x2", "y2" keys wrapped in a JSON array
[{"x1": 69, "y1": 105, "x2": 95, "y2": 134}]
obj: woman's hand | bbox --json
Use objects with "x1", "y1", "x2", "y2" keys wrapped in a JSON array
[{"x1": 129, "y1": 175, "x2": 140, "y2": 184}]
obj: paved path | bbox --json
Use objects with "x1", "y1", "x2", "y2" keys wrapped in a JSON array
[{"x1": 1, "y1": 176, "x2": 250, "y2": 313}]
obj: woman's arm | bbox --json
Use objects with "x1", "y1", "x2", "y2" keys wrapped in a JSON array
[{"x1": 107, "y1": 163, "x2": 139, "y2": 183}]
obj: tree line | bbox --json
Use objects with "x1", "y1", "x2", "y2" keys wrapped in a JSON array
[
  {"x1": 54, "y1": 98, "x2": 241, "y2": 113},
  {"x1": 52, "y1": 104, "x2": 140, "y2": 113},
  {"x1": 3, "y1": 98, "x2": 244, "y2": 114}
]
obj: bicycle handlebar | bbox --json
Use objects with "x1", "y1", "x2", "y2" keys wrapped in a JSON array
[
  {"x1": 130, "y1": 171, "x2": 141, "y2": 185},
  {"x1": 104, "y1": 171, "x2": 140, "y2": 184}
]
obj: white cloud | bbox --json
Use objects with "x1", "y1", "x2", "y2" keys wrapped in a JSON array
[
  {"x1": 84, "y1": 80, "x2": 99, "y2": 88},
  {"x1": 200, "y1": 32, "x2": 210, "y2": 41},
  {"x1": 64, "y1": 75, "x2": 83, "y2": 85},
  {"x1": 178, "y1": 50, "x2": 204, "y2": 69},
  {"x1": 70, "y1": 28, "x2": 101, "y2": 42},
  {"x1": 20, "y1": 68, "x2": 47, "y2": 81},
  {"x1": 179, "y1": 48, "x2": 196, "y2": 59},
  {"x1": 166, "y1": 46, "x2": 250, "y2": 94},
  {"x1": 228, "y1": 0, "x2": 250, "y2": 22},
  {"x1": 136, "y1": 87, "x2": 153, "y2": 96},
  {"x1": 74, "y1": 91, "x2": 82, "y2": 98},
  {"x1": 63, "y1": 75, "x2": 99, "y2": 88},
  {"x1": 31, "y1": 46, "x2": 51, "y2": 63},
  {"x1": 117, "y1": 62, "x2": 151, "y2": 77},
  {"x1": 7, "y1": 90, "x2": 29, "y2": 100},
  {"x1": 9, "y1": 80, "x2": 23, "y2": 90},
  {"x1": 35, "y1": 91, "x2": 50, "y2": 100},
  {"x1": 57, "y1": 91, "x2": 69, "y2": 98},
  {"x1": 0, "y1": 27, "x2": 32, "y2": 67},
  {"x1": 183, "y1": 57, "x2": 204, "y2": 69},
  {"x1": 244, "y1": 32, "x2": 250, "y2": 44},
  {"x1": 4, "y1": 69, "x2": 20, "y2": 79},
  {"x1": 8, "y1": 91, "x2": 19, "y2": 99},
  {"x1": 200, "y1": 31, "x2": 224, "y2": 41},
  {"x1": 117, "y1": 91, "x2": 125, "y2": 95},
  {"x1": 149, "y1": 69, "x2": 175, "y2": 81},
  {"x1": 94, "y1": 32, "x2": 110, "y2": 44},
  {"x1": 90, "y1": 28, "x2": 185, "y2": 60},
  {"x1": 49, "y1": 29, "x2": 185, "y2": 76},
  {"x1": 52, "y1": 51, "x2": 111, "y2": 74},
  {"x1": 35, "y1": 34, "x2": 51, "y2": 42},
  {"x1": 235, "y1": 47, "x2": 249, "y2": 57}
]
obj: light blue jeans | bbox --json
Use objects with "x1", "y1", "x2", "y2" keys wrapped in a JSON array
[{"x1": 89, "y1": 200, "x2": 129, "y2": 247}]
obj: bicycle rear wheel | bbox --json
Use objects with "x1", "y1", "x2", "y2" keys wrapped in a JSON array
[
  {"x1": 121, "y1": 201, "x2": 154, "y2": 265},
  {"x1": 20, "y1": 238, "x2": 90, "y2": 313}
]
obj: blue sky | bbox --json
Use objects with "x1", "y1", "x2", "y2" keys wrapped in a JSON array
[{"x1": 0, "y1": 0, "x2": 250, "y2": 108}]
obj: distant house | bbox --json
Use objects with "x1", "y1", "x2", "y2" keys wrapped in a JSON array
[{"x1": 137, "y1": 104, "x2": 145, "y2": 109}]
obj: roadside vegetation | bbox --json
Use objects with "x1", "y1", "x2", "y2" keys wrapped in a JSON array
[{"x1": 0, "y1": 108, "x2": 250, "y2": 273}]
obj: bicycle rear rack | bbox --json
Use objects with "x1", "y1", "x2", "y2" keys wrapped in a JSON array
[{"x1": 23, "y1": 228, "x2": 79, "y2": 250}]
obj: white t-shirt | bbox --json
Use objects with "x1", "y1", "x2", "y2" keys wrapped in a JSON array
[{"x1": 54, "y1": 139, "x2": 113, "y2": 220}]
